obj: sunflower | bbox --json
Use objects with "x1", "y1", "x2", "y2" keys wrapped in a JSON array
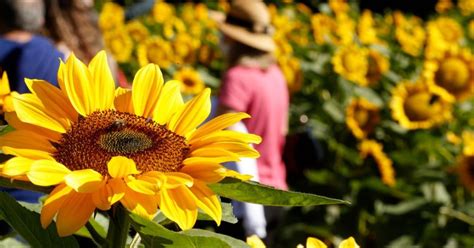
[
  {"x1": 279, "y1": 56, "x2": 303, "y2": 93},
  {"x1": 103, "y1": 28, "x2": 133, "y2": 63},
  {"x1": 162, "y1": 17, "x2": 186, "y2": 40},
  {"x1": 435, "y1": 0, "x2": 453, "y2": 13},
  {"x1": 333, "y1": 13, "x2": 356, "y2": 46},
  {"x1": 346, "y1": 98, "x2": 380, "y2": 139},
  {"x1": 358, "y1": 10, "x2": 379, "y2": 45},
  {"x1": 0, "y1": 72, "x2": 14, "y2": 115},
  {"x1": 172, "y1": 33, "x2": 199, "y2": 65},
  {"x1": 458, "y1": 0, "x2": 474, "y2": 16},
  {"x1": 366, "y1": 50, "x2": 390, "y2": 86},
  {"x1": 394, "y1": 12, "x2": 426, "y2": 57},
  {"x1": 329, "y1": 0, "x2": 349, "y2": 16},
  {"x1": 332, "y1": 44, "x2": 369, "y2": 86},
  {"x1": 152, "y1": 1, "x2": 175, "y2": 23},
  {"x1": 423, "y1": 48, "x2": 474, "y2": 101},
  {"x1": 469, "y1": 20, "x2": 474, "y2": 40},
  {"x1": 425, "y1": 17, "x2": 463, "y2": 59},
  {"x1": 0, "y1": 51, "x2": 260, "y2": 236},
  {"x1": 390, "y1": 81, "x2": 453, "y2": 130},
  {"x1": 359, "y1": 140, "x2": 396, "y2": 187},
  {"x1": 98, "y1": 2, "x2": 124, "y2": 32},
  {"x1": 137, "y1": 37, "x2": 173, "y2": 68},
  {"x1": 296, "y1": 236, "x2": 359, "y2": 248},
  {"x1": 311, "y1": 13, "x2": 336, "y2": 45},
  {"x1": 173, "y1": 68, "x2": 205, "y2": 95},
  {"x1": 126, "y1": 20, "x2": 149, "y2": 43}
]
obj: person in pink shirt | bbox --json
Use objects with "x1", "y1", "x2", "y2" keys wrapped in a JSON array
[{"x1": 213, "y1": 0, "x2": 289, "y2": 243}]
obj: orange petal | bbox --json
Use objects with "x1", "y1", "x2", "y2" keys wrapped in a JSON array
[
  {"x1": 190, "y1": 112, "x2": 250, "y2": 142},
  {"x1": 159, "y1": 186, "x2": 198, "y2": 230},
  {"x1": 56, "y1": 191, "x2": 96, "y2": 236},
  {"x1": 0, "y1": 130, "x2": 55, "y2": 152},
  {"x1": 107, "y1": 156, "x2": 139, "y2": 178},
  {"x1": 190, "y1": 181, "x2": 222, "y2": 226},
  {"x1": 41, "y1": 184, "x2": 73, "y2": 229},
  {"x1": 64, "y1": 169, "x2": 104, "y2": 193}
]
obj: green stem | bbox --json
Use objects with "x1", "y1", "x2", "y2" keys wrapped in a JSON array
[
  {"x1": 85, "y1": 221, "x2": 106, "y2": 246},
  {"x1": 0, "y1": 177, "x2": 52, "y2": 193},
  {"x1": 104, "y1": 205, "x2": 131, "y2": 248}
]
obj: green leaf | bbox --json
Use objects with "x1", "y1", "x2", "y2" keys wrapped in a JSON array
[
  {"x1": 182, "y1": 229, "x2": 249, "y2": 248},
  {"x1": 129, "y1": 213, "x2": 241, "y2": 248},
  {"x1": 353, "y1": 86, "x2": 384, "y2": 107},
  {"x1": 322, "y1": 100, "x2": 344, "y2": 123},
  {"x1": 0, "y1": 125, "x2": 14, "y2": 136},
  {"x1": 0, "y1": 192, "x2": 79, "y2": 247},
  {"x1": 209, "y1": 178, "x2": 349, "y2": 206}
]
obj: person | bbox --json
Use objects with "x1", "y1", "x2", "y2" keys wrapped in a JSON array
[
  {"x1": 0, "y1": 0, "x2": 63, "y2": 93},
  {"x1": 215, "y1": 0, "x2": 290, "y2": 243},
  {"x1": 0, "y1": 0, "x2": 64, "y2": 203}
]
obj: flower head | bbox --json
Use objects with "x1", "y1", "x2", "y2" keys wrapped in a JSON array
[
  {"x1": 0, "y1": 51, "x2": 260, "y2": 236},
  {"x1": 332, "y1": 44, "x2": 369, "y2": 86},
  {"x1": 103, "y1": 28, "x2": 133, "y2": 63},
  {"x1": 173, "y1": 67, "x2": 205, "y2": 95},
  {"x1": 137, "y1": 37, "x2": 173, "y2": 68},
  {"x1": 359, "y1": 140, "x2": 396, "y2": 187},
  {"x1": 346, "y1": 98, "x2": 380, "y2": 139}
]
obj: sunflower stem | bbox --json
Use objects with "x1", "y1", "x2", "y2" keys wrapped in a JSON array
[{"x1": 104, "y1": 205, "x2": 131, "y2": 248}]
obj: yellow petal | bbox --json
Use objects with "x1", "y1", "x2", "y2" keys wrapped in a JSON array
[
  {"x1": 153, "y1": 80, "x2": 184, "y2": 125},
  {"x1": 190, "y1": 180, "x2": 222, "y2": 226},
  {"x1": 64, "y1": 169, "x2": 104, "y2": 193},
  {"x1": 190, "y1": 130, "x2": 262, "y2": 150},
  {"x1": 41, "y1": 184, "x2": 73, "y2": 229},
  {"x1": 126, "y1": 178, "x2": 157, "y2": 195},
  {"x1": 190, "y1": 112, "x2": 250, "y2": 141},
  {"x1": 159, "y1": 186, "x2": 198, "y2": 230},
  {"x1": 192, "y1": 142, "x2": 260, "y2": 158},
  {"x1": 0, "y1": 71, "x2": 10, "y2": 95},
  {"x1": 2, "y1": 157, "x2": 33, "y2": 177},
  {"x1": 114, "y1": 87, "x2": 133, "y2": 113},
  {"x1": 120, "y1": 186, "x2": 158, "y2": 219},
  {"x1": 183, "y1": 150, "x2": 241, "y2": 164},
  {"x1": 180, "y1": 163, "x2": 225, "y2": 183},
  {"x1": 57, "y1": 60, "x2": 66, "y2": 94},
  {"x1": 107, "y1": 156, "x2": 140, "y2": 178},
  {"x1": 338, "y1": 237, "x2": 359, "y2": 248},
  {"x1": 307, "y1": 237, "x2": 327, "y2": 248},
  {"x1": 0, "y1": 130, "x2": 55, "y2": 152},
  {"x1": 167, "y1": 88, "x2": 211, "y2": 136},
  {"x1": 221, "y1": 169, "x2": 253, "y2": 181},
  {"x1": 12, "y1": 93, "x2": 68, "y2": 133},
  {"x1": 92, "y1": 178, "x2": 126, "y2": 210},
  {"x1": 56, "y1": 192, "x2": 96, "y2": 237},
  {"x1": 2, "y1": 146, "x2": 53, "y2": 160},
  {"x1": 132, "y1": 64, "x2": 164, "y2": 117},
  {"x1": 63, "y1": 53, "x2": 93, "y2": 116},
  {"x1": 25, "y1": 79, "x2": 77, "y2": 123},
  {"x1": 27, "y1": 160, "x2": 71, "y2": 186},
  {"x1": 163, "y1": 172, "x2": 194, "y2": 188},
  {"x1": 247, "y1": 235, "x2": 266, "y2": 248},
  {"x1": 88, "y1": 51, "x2": 116, "y2": 111},
  {"x1": 4, "y1": 111, "x2": 61, "y2": 141}
]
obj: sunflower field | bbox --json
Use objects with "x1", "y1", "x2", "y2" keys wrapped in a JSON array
[{"x1": 96, "y1": 0, "x2": 474, "y2": 246}]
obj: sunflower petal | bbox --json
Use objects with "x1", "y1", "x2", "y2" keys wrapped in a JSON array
[
  {"x1": 4, "y1": 112, "x2": 61, "y2": 141},
  {"x1": 2, "y1": 157, "x2": 34, "y2": 177},
  {"x1": 190, "y1": 130, "x2": 262, "y2": 150},
  {"x1": 56, "y1": 192, "x2": 96, "y2": 237},
  {"x1": 190, "y1": 112, "x2": 250, "y2": 141},
  {"x1": 126, "y1": 178, "x2": 157, "y2": 195},
  {"x1": 120, "y1": 186, "x2": 158, "y2": 219},
  {"x1": 153, "y1": 80, "x2": 184, "y2": 125},
  {"x1": 41, "y1": 184, "x2": 73, "y2": 229},
  {"x1": 188, "y1": 148, "x2": 242, "y2": 162},
  {"x1": 0, "y1": 130, "x2": 55, "y2": 152},
  {"x1": 27, "y1": 160, "x2": 71, "y2": 186},
  {"x1": 88, "y1": 51, "x2": 116, "y2": 111},
  {"x1": 307, "y1": 237, "x2": 327, "y2": 248},
  {"x1": 190, "y1": 181, "x2": 222, "y2": 226},
  {"x1": 159, "y1": 186, "x2": 198, "y2": 230},
  {"x1": 163, "y1": 172, "x2": 194, "y2": 188},
  {"x1": 107, "y1": 156, "x2": 140, "y2": 178},
  {"x1": 180, "y1": 163, "x2": 225, "y2": 183},
  {"x1": 64, "y1": 169, "x2": 104, "y2": 193},
  {"x1": 114, "y1": 87, "x2": 133, "y2": 113},
  {"x1": 132, "y1": 64, "x2": 164, "y2": 117},
  {"x1": 192, "y1": 142, "x2": 260, "y2": 158},
  {"x1": 2, "y1": 147, "x2": 53, "y2": 160},
  {"x1": 0, "y1": 71, "x2": 10, "y2": 95},
  {"x1": 63, "y1": 53, "x2": 93, "y2": 116},
  {"x1": 168, "y1": 88, "x2": 211, "y2": 136}
]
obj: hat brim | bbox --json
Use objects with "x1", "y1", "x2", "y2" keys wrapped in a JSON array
[{"x1": 218, "y1": 22, "x2": 276, "y2": 53}]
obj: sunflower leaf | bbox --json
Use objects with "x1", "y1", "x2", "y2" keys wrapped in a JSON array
[
  {"x1": 0, "y1": 192, "x2": 79, "y2": 247},
  {"x1": 130, "y1": 213, "x2": 246, "y2": 247},
  {"x1": 209, "y1": 178, "x2": 349, "y2": 206}
]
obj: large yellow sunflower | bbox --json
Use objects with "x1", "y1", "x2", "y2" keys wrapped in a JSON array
[
  {"x1": 0, "y1": 72, "x2": 14, "y2": 115},
  {"x1": 0, "y1": 51, "x2": 260, "y2": 236},
  {"x1": 137, "y1": 37, "x2": 173, "y2": 68},
  {"x1": 345, "y1": 98, "x2": 380, "y2": 139},
  {"x1": 332, "y1": 44, "x2": 369, "y2": 86},
  {"x1": 173, "y1": 67, "x2": 205, "y2": 95},
  {"x1": 390, "y1": 81, "x2": 453, "y2": 130},
  {"x1": 359, "y1": 140, "x2": 396, "y2": 187},
  {"x1": 423, "y1": 48, "x2": 474, "y2": 101}
]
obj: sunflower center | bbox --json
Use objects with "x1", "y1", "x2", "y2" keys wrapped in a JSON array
[
  {"x1": 435, "y1": 57, "x2": 470, "y2": 92},
  {"x1": 342, "y1": 52, "x2": 364, "y2": 72},
  {"x1": 53, "y1": 110, "x2": 190, "y2": 175},
  {"x1": 403, "y1": 92, "x2": 442, "y2": 121},
  {"x1": 354, "y1": 106, "x2": 380, "y2": 134},
  {"x1": 183, "y1": 77, "x2": 196, "y2": 87}
]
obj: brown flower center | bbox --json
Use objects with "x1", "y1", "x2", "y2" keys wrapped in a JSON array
[
  {"x1": 354, "y1": 107, "x2": 379, "y2": 133},
  {"x1": 435, "y1": 57, "x2": 470, "y2": 92},
  {"x1": 403, "y1": 92, "x2": 442, "y2": 121},
  {"x1": 53, "y1": 110, "x2": 190, "y2": 175}
]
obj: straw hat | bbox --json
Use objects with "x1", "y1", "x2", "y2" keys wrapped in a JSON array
[{"x1": 213, "y1": 0, "x2": 276, "y2": 53}]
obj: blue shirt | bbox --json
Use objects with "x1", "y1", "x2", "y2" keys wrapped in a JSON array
[{"x1": 0, "y1": 35, "x2": 63, "y2": 93}]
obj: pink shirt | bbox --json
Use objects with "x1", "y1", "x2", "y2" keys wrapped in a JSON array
[{"x1": 219, "y1": 64, "x2": 289, "y2": 190}]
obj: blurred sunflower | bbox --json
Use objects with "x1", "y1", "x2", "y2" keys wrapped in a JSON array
[
  {"x1": 394, "y1": 12, "x2": 426, "y2": 57},
  {"x1": 332, "y1": 44, "x2": 369, "y2": 86},
  {"x1": 390, "y1": 81, "x2": 453, "y2": 130},
  {"x1": 333, "y1": 13, "x2": 356, "y2": 46},
  {"x1": 0, "y1": 72, "x2": 14, "y2": 115},
  {"x1": 462, "y1": 131, "x2": 474, "y2": 156},
  {"x1": 435, "y1": 0, "x2": 453, "y2": 13},
  {"x1": 425, "y1": 17, "x2": 463, "y2": 59},
  {"x1": 172, "y1": 33, "x2": 199, "y2": 65},
  {"x1": 469, "y1": 20, "x2": 474, "y2": 40},
  {"x1": 162, "y1": 17, "x2": 186, "y2": 40},
  {"x1": 173, "y1": 68, "x2": 205, "y2": 95},
  {"x1": 98, "y1": 2, "x2": 124, "y2": 32},
  {"x1": 103, "y1": 28, "x2": 133, "y2": 63},
  {"x1": 279, "y1": 56, "x2": 303, "y2": 93},
  {"x1": 0, "y1": 52, "x2": 260, "y2": 236},
  {"x1": 137, "y1": 37, "x2": 173, "y2": 68},
  {"x1": 198, "y1": 44, "x2": 219, "y2": 66},
  {"x1": 458, "y1": 0, "x2": 474, "y2": 16},
  {"x1": 126, "y1": 20, "x2": 150, "y2": 43},
  {"x1": 329, "y1": 0, "x2": 349, "y2": 16},
  {"x1": 366, "y1": 50, "x2": 390, "y2": 85},
  {"x1": 296, "y1": 236, "x2": 360, "y2": 248},
  {"x1": 311, "y1": 13, "x2": 335, "y2": 45},
  {"x1": 358, "y1": 10, "x2": 379, "y2": 45},
  {"x1": 359, "y1": 140, "x2": 396, "y2": 187},
  {"x1": 152, "y1": 1, "x2": 175, "y2": 23},
  {"x1": 423, "y1": 48, "x2": 474, "y2": 100},
  {"x1": 346, "y1": 98, "x2": 380, "y2": 139}
]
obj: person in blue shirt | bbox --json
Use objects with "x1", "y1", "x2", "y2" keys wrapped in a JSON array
[{"x1": 0, "y1": 0, "x2": 64, "y2": 203}]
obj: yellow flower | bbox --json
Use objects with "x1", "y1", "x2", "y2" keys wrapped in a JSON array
[
  {"x1": 333, "y1": 14, "x2": 356, "y2": 46},
  {"x1": 458, "y1": 0, "x2": 474, "y2": 16},
  {"x1": 0, "y1": 72, "x2": 14, "y2": 114},
  {"x1": 456, "y1": 154, "x2": 474, "y2": 192},
  {"x1": 346, "y1": 98, "x2": 380, "y2": 139},
  {"x1": 394, "y1": 12, "x2": 426, "y2": 57},
  {"x1": 366, "y1": 50, "x2": 389, "y2": 86},
  {"x1": 279, "y1": 56, "x2": 303, "y2": 94},
  {"x1": 332, "y1": 44, "x2": 369, "y2": 86},
  {"x1": 137, "y1": 37, "x2": 173, "y2": 69},
  {"x1": 247, "y1": 235, "x2": 266, "y2": 248},
  {"x1": 103, "y1": 28, "x2": 133, "y2": 63},
  {"x1": 311, "y1": 13, "x2": 336, "y2": 45},
  {"x1": 162, "y1": 17, "x2": 187, "y2": 40},
  {"x1": 358, "y1": 10, "x2": 379, "y2": 45},
  {"x1": 390, "y1": 80, "x2": 452, "y2": 130},
  {"x1": 198, "y1": 44, "x2": 219, "y2": 66},
  {"x1": 423, "y1": 48, "x2": 474, "y2": 100},
  {"x1": 338, "y1": 237, "x2": 360, "y2": 248},
  {"x1": 436, "y1": 0, "x2": 453, "y2": 13},
  {"x1": 126, "y1": 20, "x2": 149, "y2": 43},
  {"x1": 359, "y1": 140, "x2": 396, "y2": 187},
  {"x1": 98, "y1": 2, "x2": 124, "y2": 32},
  {"x1": 469, "y1": 20, "x2": 474, "y2": 40},
  {"x1": 152, "y1": 1, "x2": 175, "y2": 23},
  {"x1": 173, "y1": 68, "x2": 205, "y2": 95},
  {"x1": 297, "y1": 236, "x2": 359, "y2": 248},
  {"x1": 462, "y1": 131, "x2": 474, "y2": 156},
  {"x1": 425, "y1": 17, "x2": 463, "y2": 59},
  {"x1": 329, "y1": 0, "x2": 349, "y2": 15},
  {"x1": 446, "y1": 131, "x2": 462, "y2": 145},
  {"x1": 172, "y1": 33, "x2": 199, "y2": 65},
  {"x1": 0, "y1": 51, "x2": 260, "y2": 236}
]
